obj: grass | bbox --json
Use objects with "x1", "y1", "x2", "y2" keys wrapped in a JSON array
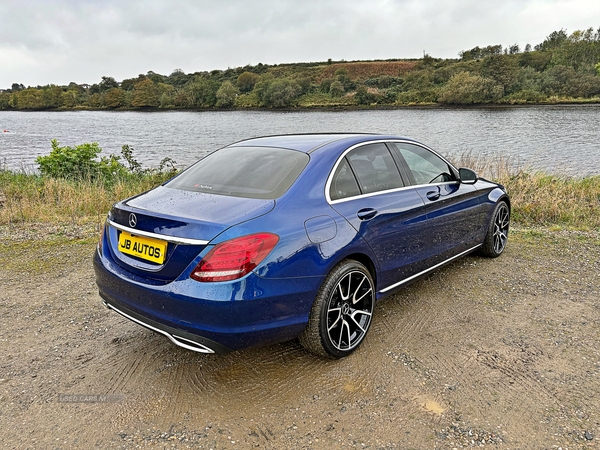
[
  {"x1": 502, "y1": 172, "x2": 600, "y2": 229},
  {"x1": 1, "y1": 156, "x2": 599, "y2": 231},
  {"x1": 437, "y1": 151, "x2": 599, "y2": 230},
  {"x1": 0, "y1": 170, "x2": 173, "y2": 229}
]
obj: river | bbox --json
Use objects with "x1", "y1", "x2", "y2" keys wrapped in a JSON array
[{"x1": 1, "y1": 106, "x2": 599, "y2": 176}]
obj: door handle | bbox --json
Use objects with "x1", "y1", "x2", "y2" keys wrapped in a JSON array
[
  {"x1": 426, "y1": 189, "x2": 440, "y2": 201},
  {"x1": 357, "y1": 208, "x2": 377, "y2": 221}
]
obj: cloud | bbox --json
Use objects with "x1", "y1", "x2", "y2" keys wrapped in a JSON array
[{"x1": 0, "y1": 0, "x2": 598, "y2": 87}]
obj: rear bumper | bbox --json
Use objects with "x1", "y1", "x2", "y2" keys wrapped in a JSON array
[
  {"x1": 100, "y1": 297, "x2": 229, "y2": 353},
  {"x1": 93, "y1": 250, "x2": 321, "y2": 353}
]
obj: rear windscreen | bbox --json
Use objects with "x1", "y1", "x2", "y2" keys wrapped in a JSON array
[{"x1": 166, "y1": 146, "x2": 309, "y2": 199}]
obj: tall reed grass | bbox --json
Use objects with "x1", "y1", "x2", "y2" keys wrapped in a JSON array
[
  {"x1": 0, "y1": 170, "x2": 173, "y2": 228},
  {"x1": 452, "y1": 152, "x2": 600, "y2": 229},
  {"x1": 1, "y1": 155, "x2": 599, "y2": 230}
]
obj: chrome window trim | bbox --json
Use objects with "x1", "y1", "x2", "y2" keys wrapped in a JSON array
[
  {"x1": 328, "y1": 181, "x2": 459, "y2": 205},
  {"x1": 379, "y1": 244, "x2": 481, "y2": 294},
  {"x1": 325, "y1": 139, "x2": 459, "y2": 204},
  {"x1": 108, "y1": 220, "x2": 209, "y2": 246}
]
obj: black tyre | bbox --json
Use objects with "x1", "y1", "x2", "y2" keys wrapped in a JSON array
[
  {"x1": 479, "y1": 200, "x2": 510, "y2": 258},
  {"x1": 299, "y1": 260, "x2": 374, "y2": 358}
]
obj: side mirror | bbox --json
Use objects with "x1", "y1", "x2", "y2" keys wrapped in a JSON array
[{"x1": 459, "y1": 168, "x2": 478, "y2": 184}]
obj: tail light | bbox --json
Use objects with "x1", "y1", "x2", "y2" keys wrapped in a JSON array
[{"x1": 191, "y1": 233, "x2": 279, "y2": 282}]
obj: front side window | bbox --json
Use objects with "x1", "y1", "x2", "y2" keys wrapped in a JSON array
[
  {"x1": 393, "y1": 143, "x2": 455, "y2": 185},
  {"x1": 167, "y1": 146, "x2": 309, "y2": 199}
]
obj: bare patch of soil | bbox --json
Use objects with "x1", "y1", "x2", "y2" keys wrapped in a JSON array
[{"x1": 1, "y1": 226, "x2": 599, "y2": 449}]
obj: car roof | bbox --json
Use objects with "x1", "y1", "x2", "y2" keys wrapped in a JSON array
[{"x1": 228, "y1": 133, "x2": 419, "y2": 153}]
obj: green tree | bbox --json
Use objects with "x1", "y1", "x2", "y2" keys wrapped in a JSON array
[
  {"x1": 98, "y1": 76, "x2": 119, "y2": 92},
  {"x1": 261, "y1": 79, "x2": 301, "y2": 108},
  {"x1": 146, "y1": 71, "x2": 165, "y2": 84},
  {"x1": 481, "y1": 54, "x2": 519, "y2": 95},
  {"x1": 87, "y1": 93, "x2": 102, "y2": 108},
  {"x1": 519, "y1": 51, "x2": 552, "y2": 71},
  {"x1": 541, "y1": 65, "x2": 600, "y2": 97},
  {"x1": 402, "y1": 70, "x2": 434, "y2": 91},
  {"x1": 216, "y1": 81, "x2": 239, "y2": 108},
  {"x1": 121, "y1": 74, "x2": 148, "y2": 91},
  {"x1": 549, "y1": 28, "x2": 600, "y2": 72},
  {"x1": 535, "y1": 29, "x2": 568, "y2": 51},
  {"x1": 16, "y1": 88, "x2": 44, "y2": 109},
  {"x1": 460, "y1": 44, "x2": 503, "y2": 61},
  {"x1": 42, "y1": 85, "x2": 64, "y2": 108},
  {"x1": 167, "y1": 69, "x2": 191, "y2": 87},
  {"x1": 508, "y1": 44, "x2": 520, "y2": 55},
  {"x1": 61, "y1": 90, "x2": 78, "y2": 108},
  {"x1": 0, "y1": 92, "x2": 10, "y2": 110},
  {"x1": 186, "y1": 77, "x2": 219, "y2": 107},
  {"x1": 131, "y1": 78, "x2": 159, "y2": 107},
  {"x1": 104, "y1": 88, "x2": 127, "y2": 108},
  {"x1": 375, "y1": 75, "x2": 399, "y2": 89},
  {"x1": 156, "y1": 83, "x2": 176, "y2": 108},
  {"x1": 237, "y1": 71, "x2": 260, "y2": 93},
  {"x1": 253, "y1": 74, "x2": 275, "y2": 104},
  {"x1": 514, "y1": 66, "x2": 543, "y2": 93}
]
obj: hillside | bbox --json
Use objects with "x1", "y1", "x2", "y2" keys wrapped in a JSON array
[{"x1": 1, "y1": 27, "x2": 599, "y2": 109}]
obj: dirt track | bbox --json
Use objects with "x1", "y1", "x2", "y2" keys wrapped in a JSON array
[{"x1": 1, "y1": 226, "x2": 599, "y2": 449}]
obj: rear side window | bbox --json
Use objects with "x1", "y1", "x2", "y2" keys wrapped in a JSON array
[
  {"x1": 329, "y1": 159, "x2": 361, "y2": 201},
  {"x1": 329, "y1": 143, "x2": 405, "y2": 201},
  {"x1": 346, "y1": 143, "x2": 404, "y2": 194},
  {"x1": 167, "y1": 146, "x2": 309, "y2": 199}
]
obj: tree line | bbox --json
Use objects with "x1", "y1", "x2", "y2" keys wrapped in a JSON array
[{"x1": 1, "y1": 27, "x2": 599, "y2": 109}]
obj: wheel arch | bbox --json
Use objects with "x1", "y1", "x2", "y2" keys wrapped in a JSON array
[
  {"x1": 339, "y1": 252, "x2": 378, "y2": 295},
  {"x1": 488, "y1": 187, "x2": 511, "y2": 209}
]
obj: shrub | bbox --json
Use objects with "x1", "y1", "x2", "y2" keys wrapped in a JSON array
[
  {"x1": 36, "y1": 140, "x2": 126, "y2": 181},
  {"x1": 502, "y1": 89, "x2": 547, "y2": 104},
  {"x1": 438, "y1": 72, "x2": 503, "y2": 104},
  {"x1": 354, "y1": 86, "x2": 376, "y2": 105},
  {"x1": 35, "y1": 141, "x2": 178, "y2": 185},
  {"x1": 395, "y1": 88, "x2": 439, "y2": 104},
  {"x1": 320, "y1": 78, "x2": 334, "y2": 93},
  {"x1": 329, "y1": 80, "x2": 345, "y2": 97}
]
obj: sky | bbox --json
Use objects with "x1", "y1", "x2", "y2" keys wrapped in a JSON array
[{"x1": 1, "y1": 0, "x2": 599, "y2": 88}]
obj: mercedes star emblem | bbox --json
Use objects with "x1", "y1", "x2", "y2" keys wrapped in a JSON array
[{"x1": 128, "y1": 213, "x2": 137, "y2": 228}]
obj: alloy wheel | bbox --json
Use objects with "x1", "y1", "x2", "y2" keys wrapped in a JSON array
[
  {"x1": 493, "y1": 203, "x2": 510, "y2": 254},
  {"x1": 326, "y1": 270, "x2": 374, "y2": 351}
]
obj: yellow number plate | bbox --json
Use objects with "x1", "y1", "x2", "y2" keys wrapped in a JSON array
[{"x1": 118, "y1": 232, "x2": 167, "y2": 264}]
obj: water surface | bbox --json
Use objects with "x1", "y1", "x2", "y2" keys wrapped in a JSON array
[{"x1": 1, "y1": 106, "x2": 598, "y2": 175}]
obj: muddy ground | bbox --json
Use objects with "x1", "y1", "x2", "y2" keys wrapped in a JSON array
[{"x1": 0, "y1": 225, "x2": 599, "y2": 449}]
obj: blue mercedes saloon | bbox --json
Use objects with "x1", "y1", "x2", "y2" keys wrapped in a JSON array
[{"x1": 94, "y1": 134, "x2": 510, "y2": 358}]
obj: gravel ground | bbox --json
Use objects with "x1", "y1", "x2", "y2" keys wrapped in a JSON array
[{"x1": 0, "y1": 224, "x2": 599, "y2": 449}]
